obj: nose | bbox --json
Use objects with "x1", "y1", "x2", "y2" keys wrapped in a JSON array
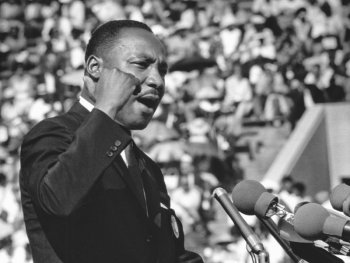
[{"x1": 145, "y1": 68, "x2": 165, "y2": 90}]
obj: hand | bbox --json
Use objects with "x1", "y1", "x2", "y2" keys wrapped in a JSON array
[{"x1": 84, "y1": 68, "x2": 141, "y2": 120}]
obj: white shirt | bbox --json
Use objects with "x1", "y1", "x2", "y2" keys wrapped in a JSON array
[{"x1": 79, "y1": 96, "x2": 128, "y2": 166}]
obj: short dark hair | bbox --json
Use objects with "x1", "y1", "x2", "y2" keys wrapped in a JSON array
[
  {"x1": 85, "y1": 20, "x2": 153, "y2": 63},
  {"x1": 293, "y1": 182, "x2": 306, "y2": 194},
  {"x1": 281, "y1": 175, "x2": 293, "y2": 184}
]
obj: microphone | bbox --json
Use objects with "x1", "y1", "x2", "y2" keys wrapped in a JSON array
[
  {"x1": 294, "y1": 203, "x2": 350, "y2": 242},
  {"x1": 231, "y1": 180, "x2": 307, "y2": 262},
  {"x1": 232, "y1": 180, "x2": 312, "y2": 243},
  {"x1": 212, "y1": 187, "x2": 268, "y2": 258},
  {"x1": 330, "y1": 184, "x2": 350, "y2": 216},
  {"x1": 232, "y1": 180, "x2": 347, "y2": 262},
  {"x1": 232, "y1": 180, "x2": 294, "y2": 223},
  {"x1": 297, "y1": 199, "x2": 350, "y2": 222},
  {"x1": 232, "y1": 180, "x2": 348, "y2": 226}
]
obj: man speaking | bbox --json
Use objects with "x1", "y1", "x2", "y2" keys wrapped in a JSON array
[{"x1": 19, "y1": 20, "x2": 203, "y2": 263}]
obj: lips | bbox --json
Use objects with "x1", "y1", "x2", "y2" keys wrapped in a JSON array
[{"x1": 136, "y1": 90, "x2": 160, "y2": 109}]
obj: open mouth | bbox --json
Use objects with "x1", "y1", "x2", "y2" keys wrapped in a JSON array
[{"x1": 137, "y1": 95, "x2": 159, "y2": 109}]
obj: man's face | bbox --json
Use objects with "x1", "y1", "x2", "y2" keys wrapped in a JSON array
[{"x1": 103, "y1": 28, "x2": 167, "y2": 130}]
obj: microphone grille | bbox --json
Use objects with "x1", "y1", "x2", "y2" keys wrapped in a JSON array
[
  {"x1": 330, "y1": 183, "x2": 350, "y2": 211},
  {"x1": 294, "y1": 203, "x2": 328, "y2": 241},
  {"x1": 232, "y1": 180, "x2": 266, "y2": 215}
]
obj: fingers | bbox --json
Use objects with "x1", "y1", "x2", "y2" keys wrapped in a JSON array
[
  {"x1": 84, "y1": 68, "x2": 140, "y2": 96},
  {"x1": 113, "y1": 67, "x2": 141, "y2": 86},
  {"x1": 108, "y1": 68, "x2": 141, "y2": 94},
  {"x1": 118, "y1": 70, "x2": 142, "y2": 94},
  {"x1": 126, "y1": 73, "x2": 141, "y2": 95},
  {"x1": 92, "y1": 67, "x2": 142, "y2": 119}
]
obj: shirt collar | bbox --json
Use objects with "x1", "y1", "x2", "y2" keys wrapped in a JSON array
[{"x1": 79, "y1": 96, "x2": 94, "y2": 112}]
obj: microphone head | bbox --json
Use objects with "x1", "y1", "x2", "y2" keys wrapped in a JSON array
[
  {"x1": 254, "y1": 192, "x2": 278, "y2": 219},
  {"x1": 294, "y1": 201, "x2": 310, "y2": 215},
  {"x1": 232, "y1": 180, "x2": 266, "y2": 215},
  {"x1": 330, "y1": 183, "x2": 350, "y2": 211},
  {"x1": 342, "y1": 197, "x2": 350, "y2": 217},
  {"x1": 294, "y1": 203, "x2": 329, "y2": 241}
]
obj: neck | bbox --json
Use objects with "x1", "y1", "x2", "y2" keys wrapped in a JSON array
[{"x1": 81, "y1": 88, "x2": 96, "y2": 105}]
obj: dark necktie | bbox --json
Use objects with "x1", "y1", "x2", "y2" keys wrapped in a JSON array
[{"x1": 125, "y1": 140, "x2": 148, "y2": 214}]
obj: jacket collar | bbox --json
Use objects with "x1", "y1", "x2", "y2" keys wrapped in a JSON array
[{"x1": 67, "y1": 101, "x2": 90, "y2": 125}]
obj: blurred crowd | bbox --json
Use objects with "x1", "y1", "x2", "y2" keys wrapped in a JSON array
[{"x1": 1, "y1": 0, "x2": 350, "y2": 262}]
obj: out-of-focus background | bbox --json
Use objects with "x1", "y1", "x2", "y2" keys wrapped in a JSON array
[{"x1": 1, "y1": 0, "x2": 350, "y2": 262}]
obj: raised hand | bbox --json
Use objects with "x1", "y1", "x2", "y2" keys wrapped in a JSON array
[{"x1": 84, "y1": 67, "x2": 141, "y2": 120}]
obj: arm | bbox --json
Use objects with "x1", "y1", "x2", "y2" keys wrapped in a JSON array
[
  {"x1": 20, "y1": 109, "x2": 131, "y2": 217},
  {"x1": 21, "y1": 65, "x2": 141, "y2": 217}
]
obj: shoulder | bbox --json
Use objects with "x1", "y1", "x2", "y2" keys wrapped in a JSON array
[
  {"x1": 23, "y1": 113, "x2": 80, "y2": 143},
  {"x1": 21, "y1": 113, "x2": 81, "y2": 162}
]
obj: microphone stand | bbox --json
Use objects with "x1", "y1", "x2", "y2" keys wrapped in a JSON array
[
  {"x1": 213, "y1": 188, "x2": 269, "y2": 263},
  {"x1": 258, "y1": 217, "x2": 307, "y2": 263}
]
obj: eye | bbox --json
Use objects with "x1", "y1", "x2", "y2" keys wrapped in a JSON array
[{"x1": 133, "y1": 61, "x2": 148, "y2": 69}]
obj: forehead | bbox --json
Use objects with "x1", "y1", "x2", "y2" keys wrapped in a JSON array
[{"x1": 113, "y1": 28, "x2": 166, "y2": 58}]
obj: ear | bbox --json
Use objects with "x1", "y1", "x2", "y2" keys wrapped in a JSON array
[
  {"x1": 85, "y1": 55, "x2": 103, "y2": 80},
  {"x1": 82, "y1": 55, "x2": 103, "y2": 103}
]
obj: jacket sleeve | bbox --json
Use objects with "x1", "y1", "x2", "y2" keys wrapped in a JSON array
[{"x1": 20, "y1": 109, "x2": 131, "y2": 217}]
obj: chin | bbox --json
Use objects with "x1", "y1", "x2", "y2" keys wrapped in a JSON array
[
  {"x1": 129, "y1": 123, "x2": 149, "y2": 130},
  {"x1": 118, "y1": 107, "x2": 155, "y2": 130},
  {"x1": 126, "y1": 117, "x2": 153, "y2": 130}
]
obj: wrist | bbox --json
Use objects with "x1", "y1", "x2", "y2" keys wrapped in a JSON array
[{"x1": 95, "y1": 104, "x2": 117, "y2": 120}]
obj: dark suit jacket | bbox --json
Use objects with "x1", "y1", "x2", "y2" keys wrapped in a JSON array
[{"x1": 20, "y1": 102, "x2": 203, "y2": 263}]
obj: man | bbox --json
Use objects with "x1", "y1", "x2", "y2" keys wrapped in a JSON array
[{"x1": 20, "y1": 20, "x2": 203, "y2": 263}]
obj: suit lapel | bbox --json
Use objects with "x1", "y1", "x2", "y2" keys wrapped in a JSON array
[
  {"x1": 134, "y1": 145, "x2": 161, "y2": 223},
  {"x1": 112, "y1": 144, "x2": 162, "y2": 227},
  {"x1": 140, "y1": 161, "x2": 161, "y2": 226}
]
